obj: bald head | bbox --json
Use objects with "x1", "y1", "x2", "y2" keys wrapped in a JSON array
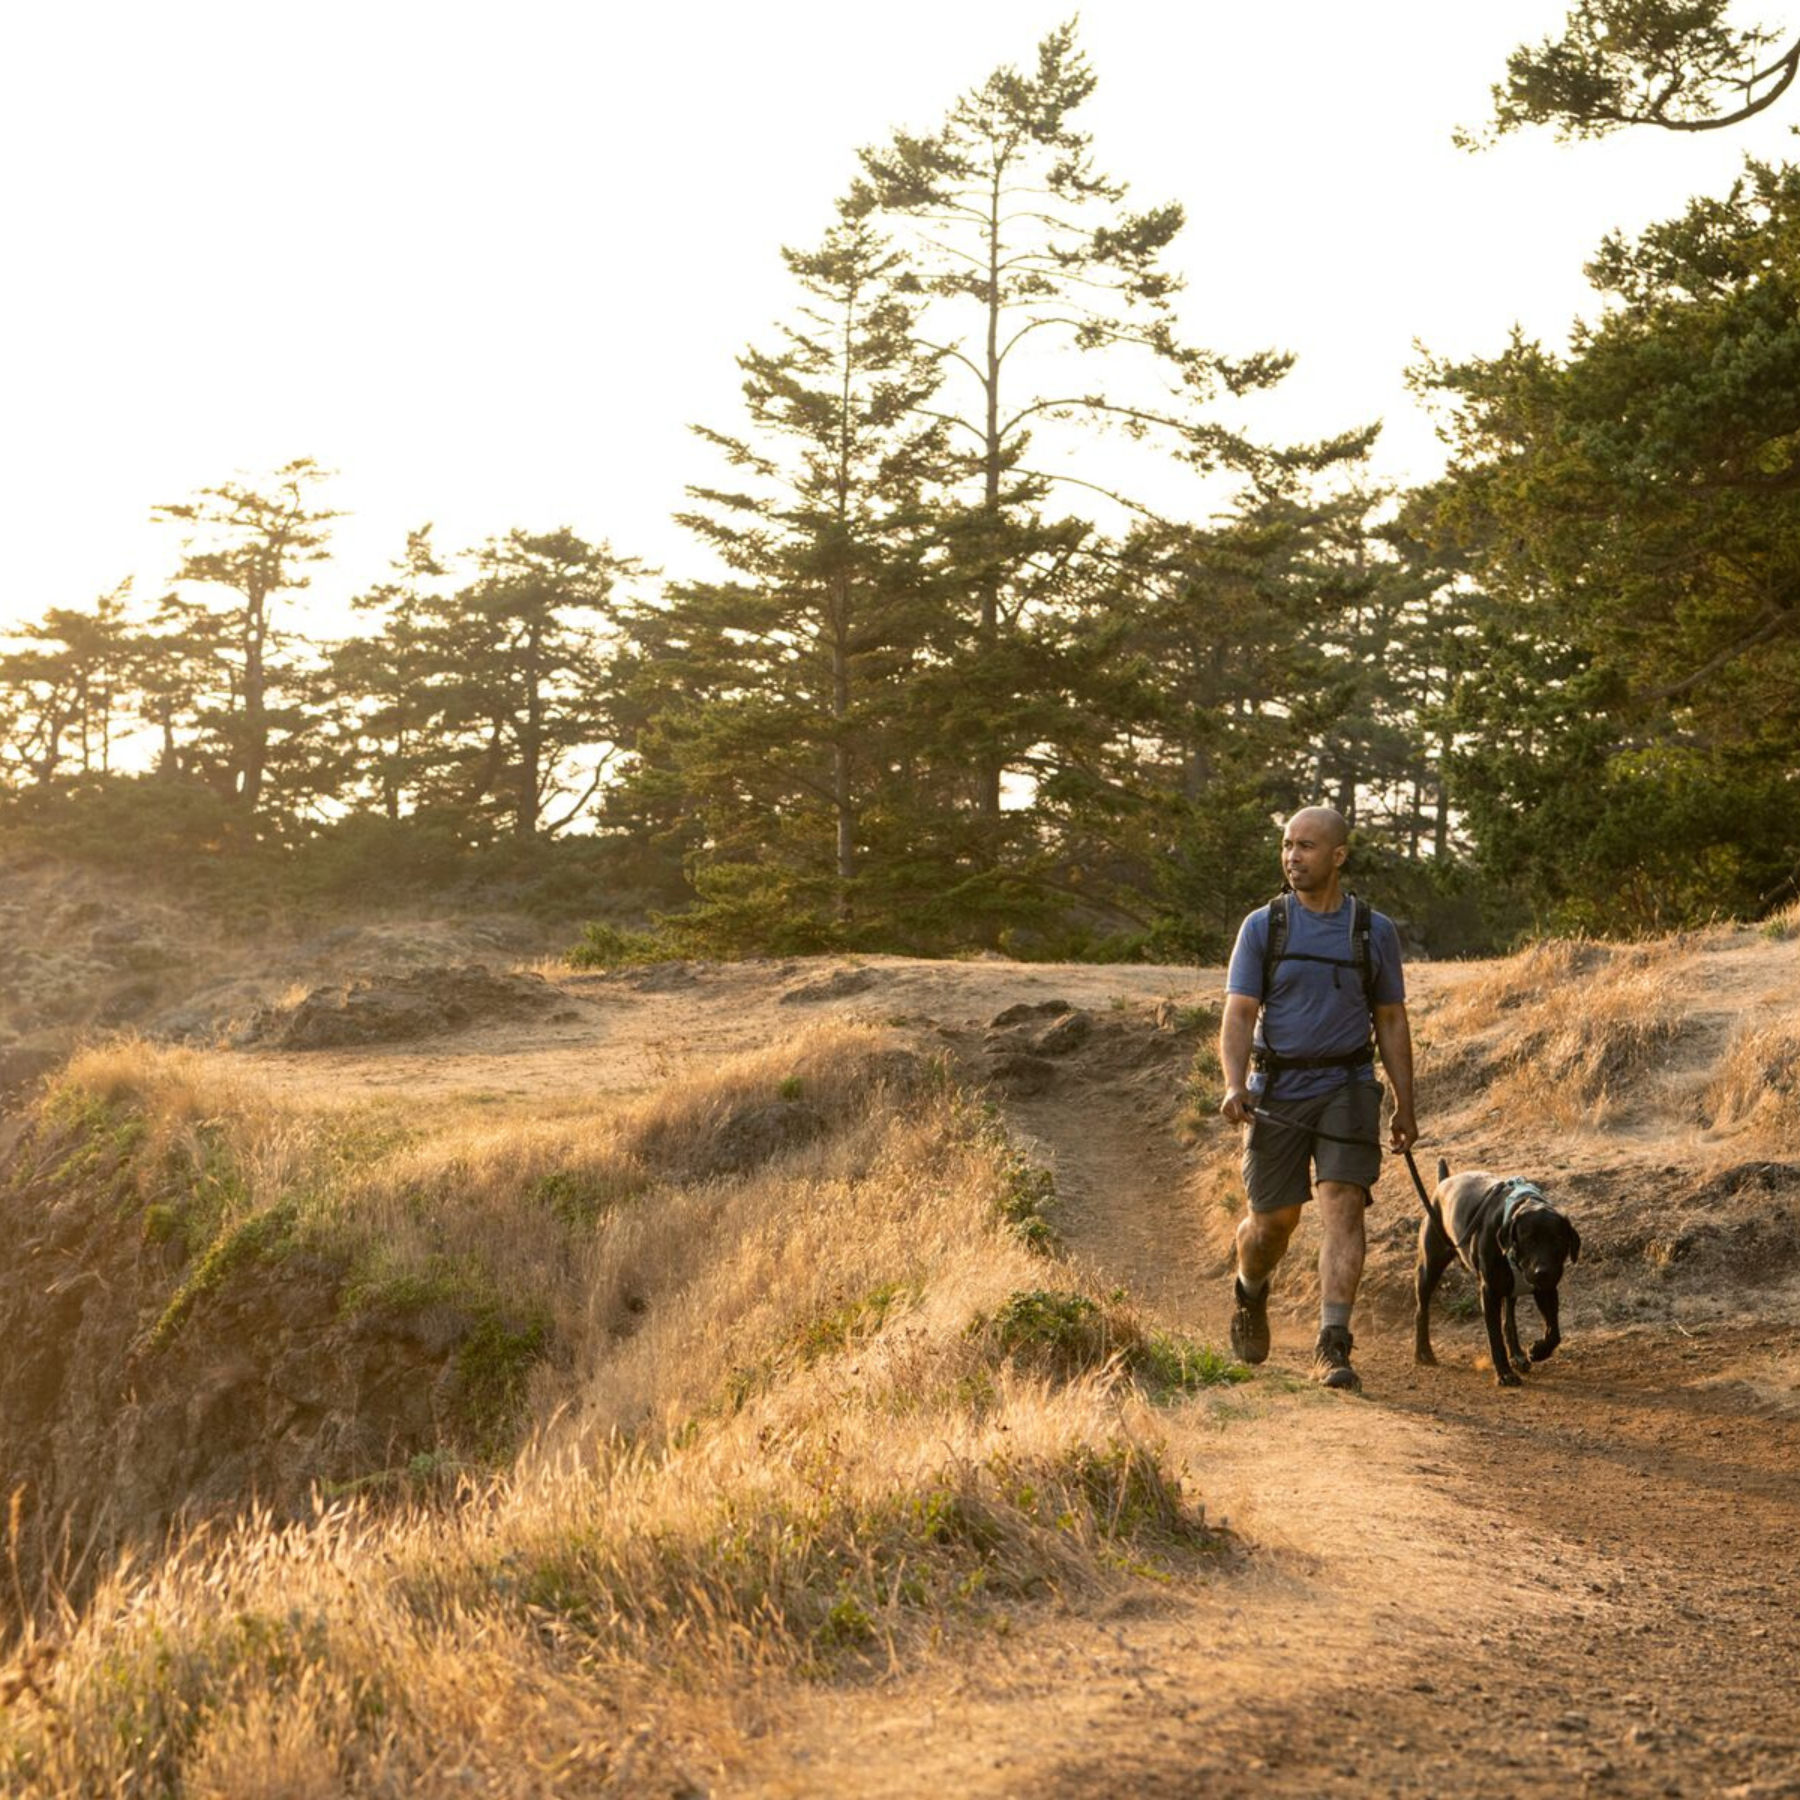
[
  {"x1": 1280, "y1": 807, "x2": 1350, "y2": 901},
  {"x1": 1286, "y1": 806, "x2": 1349, "y2": 848}
]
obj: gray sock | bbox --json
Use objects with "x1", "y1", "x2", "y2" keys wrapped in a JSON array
[
  {"x1": 1236, "y1": 1273, "x2": 1268, "y2": 1300},
  {"x1": 1321, "y1": 1301, "x2": 1352, "y2": 1332}
]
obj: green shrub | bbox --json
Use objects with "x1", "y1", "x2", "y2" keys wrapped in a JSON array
[{"x1": 565, "y1": 920, "x2": 671, "y2": 969}]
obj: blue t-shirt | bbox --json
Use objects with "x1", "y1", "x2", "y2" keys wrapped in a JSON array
[{"x1": 1226, "y1": 896, "x2": 1405, "y2": 1099}]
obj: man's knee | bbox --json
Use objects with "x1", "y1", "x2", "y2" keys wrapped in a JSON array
[
  {"x1": 1240, "y1": 1203, "x2": 1301, "y2": 1258},
  {"x1": 1315, "y1": 1182, "x2": 1368, "y2": 1234}
]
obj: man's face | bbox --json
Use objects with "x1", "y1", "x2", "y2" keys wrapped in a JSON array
[{"x1": 1282, "y1": 817, "x2": 1346, "y2": 892}]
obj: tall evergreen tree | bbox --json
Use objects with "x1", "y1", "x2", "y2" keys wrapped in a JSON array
[
  {"x1": 420, "y1": 528, "x2": 634, "y2": 841},
  {"x1": 1099, "y1": 475, "x2": 1393, "y2": 954},
  {"x1": 620, "y1": 202, "x2": 954, "y2": 950},
  {"x1": 857, "y1": 20, "x2": 1358, "y2": 872},
  {"x1": 1415, "y1": 161, "x2": 1800, "y2": 927},
  {"x1": 151, "y1": 458, "x2": 339, "y2": 818},
  {"x1": 0, "y1": 584, "x2": 136, "y2": 784},
  {"x1": 330, "y1": 526, "x2": 449, "y2": 822}
]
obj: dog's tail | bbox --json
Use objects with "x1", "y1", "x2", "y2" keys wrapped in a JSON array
[{"x1": 1437, "y1": 1156, "x2": 1450, "y2": 1184}]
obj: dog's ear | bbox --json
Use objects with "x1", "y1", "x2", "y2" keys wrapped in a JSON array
[
  {"x1": 1498, "y1": 1211, "x2": 1518, "y2": 1255},
  {"x1": 1437, "y1": 1157, "x2": 1450, "y2": 1184},
  {"x1": 1564, "y1": 1218, "x2": 1581, "y2": 1264}
]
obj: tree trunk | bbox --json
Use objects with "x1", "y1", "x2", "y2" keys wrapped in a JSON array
[
  {"x1": 977, "y1": 161, "x2": 1005, "y2": 831},
  {"x1": 239, "y1": 584, "x2": 269, "y2": 812},
  {"x1": 517, "y1": 620, "x2": 544, "y2": 838}
]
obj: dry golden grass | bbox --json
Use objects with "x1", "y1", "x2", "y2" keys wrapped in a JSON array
[
  {"x1": 0, "y1": 1026, "x2": 1222, "y2": 1796},
  {"x1": 1761, "y1": 897, "x2": 1800, "y2": 942},
  {"x1": 1422, "y1": 938, "x2": 1692, "y2": 1129},
  {"x1": 1704, "y1": 1017, "x2": 1800, "y2": 1149}
]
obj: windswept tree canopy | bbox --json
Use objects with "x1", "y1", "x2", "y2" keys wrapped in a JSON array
[{"x1": 1478, "y1": 0, "x2": 1800, "y2": 140}]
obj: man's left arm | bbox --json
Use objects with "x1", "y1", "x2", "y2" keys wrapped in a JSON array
[{"x1": 1373, "y1": 1002, "x2": 1418, "y2": 1151}]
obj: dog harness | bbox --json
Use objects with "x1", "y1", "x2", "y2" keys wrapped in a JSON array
[
  {"x1": 1498, "y1": 1179, "x2": 1547, "y2": 1229},
  {"x1": 1448, "y1": 1177, "x2": 1549, "y2": 1266},
  {"x1": 1496, "y1": 1179, "x2": 1550, "y2": 1278}
]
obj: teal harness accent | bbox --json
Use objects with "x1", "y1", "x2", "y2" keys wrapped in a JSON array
[
  {"x1": 1499, "y1": 1179, "x2": 1549, "y2": 1280},
  {"x1": 1447, "y1": 1176, "x2": 1548, "y2": 1266},
  {"x1": 1499, "y1": 1180, "x2": 1547, "y2": 1231}
]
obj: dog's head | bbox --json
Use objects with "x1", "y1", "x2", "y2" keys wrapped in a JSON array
[{"x1": 1499, "y1": 1199, "x2": 1581, "y2": 1289}]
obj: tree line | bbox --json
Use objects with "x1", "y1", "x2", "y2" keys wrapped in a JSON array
[{"x1": 5, "y1": 12, "x2": 1797, "y2": 955}]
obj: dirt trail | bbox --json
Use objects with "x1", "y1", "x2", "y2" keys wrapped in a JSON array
[
  {"x1": 234, "y1": 942, "x2": 1800, "y2": 1797},
  {"x1": 853, "y1": 940, "x2": 1800, "y2": 1800}
]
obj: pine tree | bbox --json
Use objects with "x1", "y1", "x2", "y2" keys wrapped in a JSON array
[
  {"x1": 620, "y1": 201, "x2": 954, "y2": 950},
  {"x1": 1413, "y1": 162, "x2": 1800, "y2": 927},
  {"x1": 0, "y1": 583, "x2": 136, "y2": 784},
  {"x1": 420, "y1": 529, "x2": 635, "y2": 841},
  {"x1": 330, "y1": 527, "x2": 449, "y2": 823},
  {"x1": 150, "y1": 458, "x2": 339, "y2": 818},
  {"x1": 1480, "y1": 0, "x2": 1800, "y2": 141},
  {"x1": 856, "y1": 19, "x2": 1357, "y2": 880}
]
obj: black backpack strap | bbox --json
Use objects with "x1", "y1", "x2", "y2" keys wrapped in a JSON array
[
  {"x1": 1260, "y1": 891, "x2": 1289, "y2": 1002},
  {"x1": 1351, "y1": 894, "x2": 1376, "y2": 1014}
]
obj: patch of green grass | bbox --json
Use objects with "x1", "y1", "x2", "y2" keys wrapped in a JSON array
[
  {"x1": 498, "y1": 1432, "x2": 1215, "y2": 1680},
  {"x1": 453, "y1": 1308, "x2": 551, "y2": 1453},
  {"x1": 339, "y1": 1258, "x2": 475, "y2": 1315},
  {"x1": 948, "y1": 1098, "x2": 1062, "y2": 1251},
  {"x1": 983, "y1": 1288, "x2": 1110, "y2": 1374},
  {"x1": 1183, "y1": 1040, "x2": 1226, "y2": 1124},
  {"x1": 777, "y1": 1074, "x2": 806, "y2": 1102},
  {"x1": 719, "y1": 1283, "x2": 916, "y2": 1416},
  {"x1": 526, "y1": 1166, "x2": 643, "y2": 1229},
  {"x1": 975, "y1": 1289, "x2": 1246, "y2": 1399},
  {"x1": 788, "y1": 1282, "x2": 910, "y2": 1363},
  {"x1": 145, "y1": 1199, "x2": 303, "y2": 1352},
  {"x1": 34, "y1": 1087, "x2": 148, "y2": 1190},
  {"x1": 1133, "y1": 1331, "x2": 1253, "y2": 1398}
]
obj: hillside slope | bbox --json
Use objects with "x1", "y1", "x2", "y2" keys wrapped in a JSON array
[{"x1": 1, "y1": 913, "x2": 1797, "y2": 1796}]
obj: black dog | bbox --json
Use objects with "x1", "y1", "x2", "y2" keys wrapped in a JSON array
[{"x1": 1414, "y1": 1159, "x2": 1582, "y2": 1388}]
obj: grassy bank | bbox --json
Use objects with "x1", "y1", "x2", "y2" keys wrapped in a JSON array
[{"x1": 0, "y1": 1025, "x2": 1236, "y2": 1795}]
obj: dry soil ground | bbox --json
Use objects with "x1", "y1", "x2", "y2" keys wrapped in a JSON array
[{"x1": 231, "y1": 943, "x2": 1800, "y2": 1798}]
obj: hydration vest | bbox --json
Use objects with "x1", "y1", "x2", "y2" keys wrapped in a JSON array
[{"x1": 1250, "y1": 889, "x2": 1378, "y2": 1076}]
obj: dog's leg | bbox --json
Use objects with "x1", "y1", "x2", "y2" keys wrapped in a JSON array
[
  {"x1": 1528, "y1": 1287, "x2": 1562, "y2": 1363},
  {"x1": 1481, "y1": 1277, "x2": 1522, "y2": 1388},
  {"x1": 1502, "y1": 1291, "x2": 1530, "y2": 1376},
  {"x1": 1414, "y1": 1213, "x2": 1456, "y2": 1366}
]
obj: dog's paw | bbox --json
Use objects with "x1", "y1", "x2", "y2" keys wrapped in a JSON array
[
  {"x1": 1508, "y1": 1358, "x2": 1533, "y2": 1377},
  {"x1": 1529, "y1": 1340, "x2": 1558, "y2": 1363},
  {"x1": 1496, "y1": 1369, "x2": 1523, "y2": 1388},
  {"x1": 1414, "y1": 1347, "x2": 1438, "y2": 1367}
]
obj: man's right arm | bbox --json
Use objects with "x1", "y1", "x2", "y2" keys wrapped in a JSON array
[{"x1": 1219, "y1": 993, "x2": 1259, "y2": 1124}]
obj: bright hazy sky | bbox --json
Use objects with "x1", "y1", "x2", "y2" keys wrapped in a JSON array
[{"x1": 3, "y1": 1, "x2": 1795, "y2": 637}]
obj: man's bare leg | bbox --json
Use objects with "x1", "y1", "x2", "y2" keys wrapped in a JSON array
[
  {"x1": 1314, "y1": 1180, "x2": 1366, "y2": 1391},
  {"x1": 1236, "y1": 1203, "x2": 1300, "y2": 1291},
  {"x1": 1315, "y1": 1181, "x2": 1366, "y2": 1309},
  {"x1": 1230, "y1": 1203, "x2": 1298, "y2": 1365}
]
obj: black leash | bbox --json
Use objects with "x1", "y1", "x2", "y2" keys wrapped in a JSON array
[
  {"x1": 1245, "y1": 1102, "x2": 1437, "y2": 1216},
  {"x1": 1400, "y1": 1144, "x2": 1434, "y2": 1215}
]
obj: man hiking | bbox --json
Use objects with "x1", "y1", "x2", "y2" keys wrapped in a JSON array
[{"x1": 1218, "y1": 806, "x2": 1418, "y2": 1393}]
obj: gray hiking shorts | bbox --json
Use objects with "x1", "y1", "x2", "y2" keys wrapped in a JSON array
[{"x1": 1242, "y1": 1082, "x2": 1384, "y2": 1214}]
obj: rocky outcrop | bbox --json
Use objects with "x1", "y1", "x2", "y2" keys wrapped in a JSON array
[
  {"x1": 236, "y1": 964, "x2": 571, "y2": 1050},
  {"x1": 0, "y1": 1109, "x2": 543, "y2": 1603}
]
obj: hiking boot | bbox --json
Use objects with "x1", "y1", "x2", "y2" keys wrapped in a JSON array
[
  {"x1": 1313, "y1": 1325, "x2": 1361, "y2": 1393},
  {"x1": 1229, "y1": 1278, "x2": 1271, "y2": 1366}
]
